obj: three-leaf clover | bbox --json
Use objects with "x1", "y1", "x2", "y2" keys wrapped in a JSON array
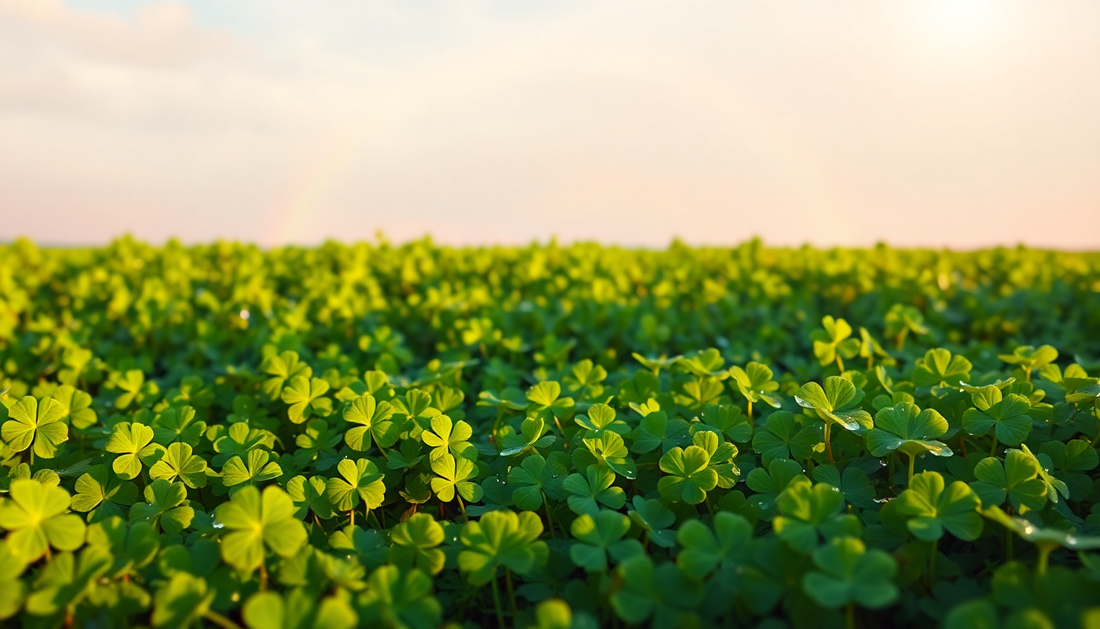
[
  {"x1": 657, "y1": 444, "x2": 718, "y2": 505},
  {"x1": 430, "y1": 453, "x2": 483, "y2": 508},
  {"x1": 243, "y1": 589, "x2": 357, "y2": 629},
  {"x1": 260, "y1": 351, "x2": 312, "y2": 401},
  {"x1": 895, "y1": 471, "x2": 982, "y2": 541},
  {"x1": 998, "y1": 345, "x2": 1058, "y2": 383},
  {"x1": 507, "y1": 453, "x2": 566, "y2": 512},
  {"x1": 422, "y1": 415, "x2": 475, "y2": 460},
  {"x1": 796, "y1": 377, "x2": 873, "y2": 462},
  {"x1": 961, "y1": 385, "x2": 1032, "y2": 451},
  {"x1": 389, "y1": 513, "x2": 446, "y2": 575},
  {"x1": 499, "y1": 416, "x2": 555, "y2": 457},
  {"x1": 627, "y1": 496, "x2": 677, "y2": 548},
  {"x1": 213, "y1": 485, "x2": 307, "y2": 573},
  {"x1": 0, "y1": 480, "x2": 86, "y2": 561},
  {"x1": 811, "y1": 316, "x2": 861, "y2": 370},
  {"x1": 969, "y1": 450, "x2": 1047, "y2": 513},
  {"x1": 729, "y1": 362, "x2": 781, "y2": 417},
  {"x1": 1, "y1": 396, "x2": 68, "y2": 461},
  {"x1": 865, "y1": 402, "x2": 952, "y2": 483},
  {"x1": 130, "y1": 479, "x2": 194, "y2": 535},
  {"x1": 149, "y1": 442, "x2": 209, "y2": 489},
  {"x1": 71, "y1": 465, "x2": 139, "y2": 521},
  {"x1": 342, "y1": 393, "x2": 399, "y2": 451},
  {"x1": 751, "y1": 411, "x2": 822, "y2": 466},
  {"x1": 326, "y1": 458, "x2": 386, "y2": 523},
  {"x1": 458, "y1": 510, "x2": 548, "y2": 585},
  {"x1": 912, "y1": 348, "x2": 972, "y2": 389},
  {"x1": 569, "y1": 510, "x2": 642, "y2": 572},
  {"x1": 105, "y1": 422, "x2": 163, "y2": 480},
  {"x1": 802, "y1": 536, "x2": 899, "y2": 610},
  {"x1": 281, "y1": 376, "x2": 332, "y2": 424},
  {"x1": 357, "y1": 565, "x2": 442, "y2": 629},
  {"x1": 676, "y1": 512, "x2": 753, "y2": 584},
  {"x1": 773, "y1": 481, "x2": 861, "y2": 553},
  {"x1": 563, "y1": 465, "x2": 626, "y2": 516},
  {"x1": 222, "y1": 450, "x2": 283, "y2": 489}
]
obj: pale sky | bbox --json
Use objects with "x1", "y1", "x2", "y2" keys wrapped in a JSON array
[{"x1": 1, "y1": 0, "x2": 1098, "y2": 248}]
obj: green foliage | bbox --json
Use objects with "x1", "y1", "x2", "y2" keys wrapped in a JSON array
[{"x1": 0, "y1": 238, "x2": 1099, "y2": 628}]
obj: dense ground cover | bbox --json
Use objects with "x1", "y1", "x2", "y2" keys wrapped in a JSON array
[{"x1": 2, "y1": 236, "x2": 1100, "y2": 628}]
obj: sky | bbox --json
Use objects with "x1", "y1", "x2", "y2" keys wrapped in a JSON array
[{"x1": 1, "y1": 0, "x2": 1098, "y2": 249}]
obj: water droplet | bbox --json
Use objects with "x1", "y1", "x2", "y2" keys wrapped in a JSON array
[
  {"x1": 1023, "y1": 526, "x2": 1035, "y2": 535},
  {"x1": 239, "y1": 309, "x2": 250, "y2": 320}
]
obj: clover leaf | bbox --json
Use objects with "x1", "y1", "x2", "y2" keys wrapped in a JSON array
[
  {"x1": 998, "y1": 345, "x2": 1058, "y2": 383},
  {"x1": 627, "y1": 496, "x2": 677, "y2": 548},
  {"x1": 130, "y1": 479, "x2": 194, "y2": 535},
  {"x1": 389, "y1": 513, "x2": 446, "y2": 575},
  {"x1": 149, "y1": 442, "x2": 209, "y2": 489},
  {"x1": 895, "y1": 471, "x2": 982, "y2": 541},
  {"x1": 430, "y1": 453, "x2": 483, "y2": 507},
  {"x1": 214, "y1": 485, "x2": 307, "y2": 573},
  {"x1": 507, "y1": 453, "x2": 566, "y2": 512},
  {"x1": 912, "y1": 348, "x2": 973, "y2": 389},
  {"x1": 751, "y1": 410, "x2": 822, "y2": 466},
  {"x1": 151, "y1": 406, "x2": 207, "y2": 447},
  {"x1": 657, "y1": 444, "x2": 718, "y2": 505},
  {"x1": 458, "y1": 510, "x2": 548, "y2": 586},
  {"x1": 563, "y1": 464, "x2": 626, "y2": 516},
  {"x1": 609, "y1": 554, "x2": 703, "y2": 627},
  {"x1": 802, "y1": 536, "x2": 899, "y2": 609},
  {"x1": 326, "y1": 458, "x2": 386, "y2": 525},
  {"x1": 631, "y1": 411, "x2": 690, "y2": 454},
  {"x1": 357, "y1": 565, "x2": 442, "y2": 629},
  {"x1": 866, "y1": 402, "x2": 952, "y2": 483},
  {"x1": 811, "y1": 316, "x2": 861, "y2": 370},
  {"x1": 729, "y1": 362, "x2": 782, "y2": 417},
  {"x1": 961, "y1": 385, "x2": 1033, "y2": 451},
  {"x1": 0, "y1": 479, "x2": 86, "y2": 561},
  {"x1": 1, "y1": 395, "x2": 68, "y2": 462},
  {"x1": 243, "y1": 589, "x2": 358, "y2": 629},
  {"x1": 676, "y1": 511, "x2": 753, "y2": 583},
  {"x1": 422, "y1": 415, "x2": 475, "y2": 460},
  {"x1": 499, "y1": 416, "x2": 555, "y2": 457},
  {"x1": 261, "y1": 351, "x2": 312, "y2": 401},
  {"x1": 569, "y1": 510, "x2": 642, "y2": 572},
  {"x1": 746, "y1": 458, "x2": 808, "y2": 520},
  {"x1": 105, "y1": 421, "x2": 163, "y2": 480},
  {"x1": 342, "y1": 393, "x2": 399, "y2": 451},
  {"x1": 48, "y1": 385, "x2": 97, "y2": 430},
  {"x1": 287, "y1": 475, "x2": 334, "y2": 520},
  {"x1": 281, "y1": 376, "x2": 332, "y2": 424},
  {"x1": 71, "y1": 464, "x2": 139, "y2": 521},
  {"x1": 773, "y1": 481, "x2": 861, "y2": 553},
  {"x1": 970, "y1": 450, "x2": 1048, "y2": 513},
  {"x1": 222, "y1": 450, "x2": 283, "y2": 489}
]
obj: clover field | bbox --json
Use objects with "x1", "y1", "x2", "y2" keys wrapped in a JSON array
[{"x1": 2, "y1": 237, "x2": 1100, "y2": 629}]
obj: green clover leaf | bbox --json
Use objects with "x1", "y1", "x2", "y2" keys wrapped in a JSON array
[
  {"x1": 811, "y1": 316, "x2": 861, "y2": 370},
  {"x1": 430, "y1": 453, "x2": 483, "y2": 505},
  {"x1": 281, "y1": 376, "x2": 332, "y2": 424},
  {"x1": 970, "y1": 450, "x2": 1048, "y2": 513},
  {"x1": 746, "y1": 459, "x2": 808, "y2": 521},
  {"x1": 802, "y1": 536, "x2": 899, "y2": 609},
  {"x1": 631, "y1": 411, "x2": 690, "y2": 455},
  {"x1": 286, "y1": 475, "x2": 334, "y2": 520},
  {"x1": 222, "y1": 450, "x2": 283, "y2": 489},
  {"x1": 961, "y1": 385, "x2": 1033, "y2": 448},
  {"x1": 326, "y1": 458, "x2": 386, "y2": 516},
  {"x1": 563, "y1": 464, "x2": 626, "y2": 516},
  {"x1": 895, "y1": 471, "x2": 982, "y2": 541},
  {"x1": 0, "y1": 480, "x2": 86, "y2": 561},
  {"x1": 507, "y1": 453, "x2": 566, "y2": 512},
  {"x1": 342, "y1": 393, "x2": 399, "y2": 451},
  {"x1": 676, "y1": 511, "x2": 753, "y2": 582},
  {"x1": 150, "y1": 442, "x2": 209, "y2": 489},
  {"x1": 773, "y1": 480, "x2": 861, "y2": 553},
  {"x1": 389, "y1": 513, "x2": 446, "y2": 575},
  {"x1": 866, "y1": 401, "x2": 952, "y2": 483},
  {"x1": 458, "y1": 510, "x2": 548, "y2": 586},
  {"x1": 569, "y1": 510, "x2": 642, "y2": 572},
  {"x1": 627, "y1": 496, "x2": 677, "y2": 548},
  {"x1": 71, "y1": 464, "x2": 139, "y2": 522},
  {"x1": 657, "y1": 444, "x2": 718, "y2": 505},
  {"x1": 729, "y1": 362, "x2": 782, "y2": 416},
  {"x1": 260, "y1": 351, "x2": 312, "y2": 401},
  {"x1": 129, "y1": 479, "x2": 194, "y2": 535},
  {"x1": 422, "y1": 415, "x2": 475, "y2": 460},
  {"x1": 795, "y1": 377, "x2": 873, "y2": 432},
  {"x1": 214, "y1": 485, "x2": 307, "y2": 573},
  {"x1": 48, "y1": 385, "x2": 97, "y2": 430},
  {"x1": 1, "y1": 395, "x2": 68, "y2": 461},
  {"x1": 751, "y1": 410, "x2": 823, "y2": 466},
  {"x1": 609, "y1": 554, "x2": 702, "y2": 627},
  {"x1": 912, "y1": 348, "x2": 973, "y2": 388},
  {"x1": 105, "y1": 421, "x2": 163, "y2": 480},
  {"x1": 357, "y1": 565, "x2": 442, "y2": 629}
]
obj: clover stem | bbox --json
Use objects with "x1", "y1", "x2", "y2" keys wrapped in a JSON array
[
  {"x1": 907, "y1": 453, "x2": 916, "y2": 485},
  {"x1": 364, "y1": 504, "x2": 371, "y2": 528},
  {"x1": 836, "y1": 355, "x2": 845, "y2": 373},
  {"x1": 896, "y1": 329, "x2": 907, "y2": 352},
  {"x1": 259, "y1": 558, "x2": 268, "y2": 591},
  {"x1": 1024, "y1": 367, "x2": 1031, "y2": 383},
  {"x1": 491, "y1": 572, "x2": 506, "y2": 629},
  {"x1": 492, "y1": 408, "x2": 504, "y2": 445},
  {"x1": 505, "y1": 568, "x2": 518, "y2": 615},
  {"x1": 989, "y1": 436, "x2": 999, "y2": 458},
  {"x1": 456, "y1": 494, "x2": 468, "y2": 521},
  {"x1": 349, "y1": 507, "x2": 354, "y2": 528},
  {"x1": 824, "y1": 422, "x2": 835, "y2": 464},
  {"x1": 542, "y1": 491, "x2": 555, "y2": 539},
  {"x1": 747, "y1": 400, "x2": 753, "y2": 421},
  {"x1": 1037, "y1": 544, "x2": 1052, "y2": 577},
  {"x1": 845, "y1": 601, "x2": 855, "y2": 629},
  {"x1": 44, "y1": 545, "x2": 51, "y2": 562},
  {"x1": 204, "y1": 610, "x2": 245, "y2": 629}
]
